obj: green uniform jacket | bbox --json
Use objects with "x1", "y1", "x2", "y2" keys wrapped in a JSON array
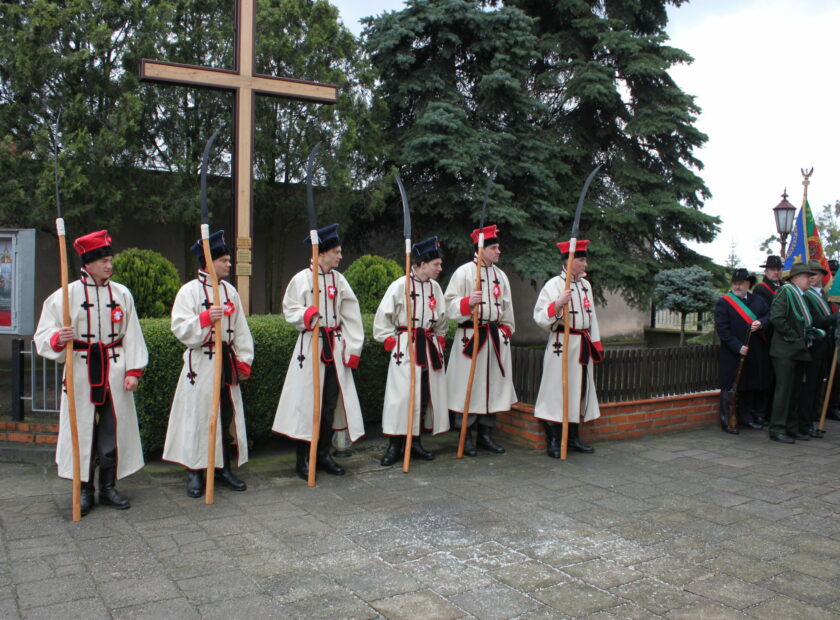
[
  {"x1": 769, "y1": 285, "x2": 812, "y2": 362},
  {"x1": 803, "y1": 289, "x2": 835, "y2": 361}
]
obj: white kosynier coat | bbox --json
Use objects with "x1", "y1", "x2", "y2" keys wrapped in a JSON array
[
  {"x1": 373, "y1": 273, "x2": 449, "y2": 436},
  {"x1": 33, "y1": 269, "x2": 148, "y2": 481},
  {"x1": 163, "y1": 272, "x2": 254, "y2": 469},
  {"x1": 533, "y1": 270, "x2": 603, "y2": 424},
  {"x1": 272, "y1": 266, "x2": 366, "y2": 442},
  {"x1": 443, "y1": 260, "x2": 517, "y2": 414}
]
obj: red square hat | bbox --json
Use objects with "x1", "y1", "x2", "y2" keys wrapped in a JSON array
[
  {"x1": 470, "y1": 225, "x2": 500, "y2": 246},
  {"x1": 73, "y1": 230, "x2": 113, "y2": 264},
  {"x1": 557, "y1": 239, "x2": 590, "y2": 257}
]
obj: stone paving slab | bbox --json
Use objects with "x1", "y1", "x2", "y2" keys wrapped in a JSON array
[{"x1": 0, "y1": 424, "x2": 839, "y2": 618}]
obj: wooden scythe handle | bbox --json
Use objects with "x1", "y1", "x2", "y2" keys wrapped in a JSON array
[
  {"x1": 58, "y1": 220, "x2": 81, "y2": 522},
  {"x1": 458, "y1": 245, "x2": 484, "y2": 458},
  {"x1": 403, "y1": 245, "x2": 417, "y2": 472},
  {"x1": 201, "y1": 232, "x2": 223, "y2": 505},
  {"x1": 308, "y1": 240, "x2": 322, "y2": 487}
]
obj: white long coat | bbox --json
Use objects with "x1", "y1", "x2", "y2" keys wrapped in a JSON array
[
  {"x1": 272, "y1": 267, "x2": 365, "y2": 442},
  {"x1": 373, "y1": 274, "x2": 449, "y2": 435},
  {"x1": 443, "y1": 261, "x2": 517, "y2": 414},
  {"x1": 163, "y1": 273, "x2": 253, "y2": 469},
  {"x1": 533, "y1": 271, "x2": 603, "y2": 423},
  {"x1": 33, "y1": 270, "x2": 148, "y2": 481}
]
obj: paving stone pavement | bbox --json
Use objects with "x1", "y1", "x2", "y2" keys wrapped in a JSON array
[{"x1": 0, "y1": 423, "x2": 839, "y2": 619}]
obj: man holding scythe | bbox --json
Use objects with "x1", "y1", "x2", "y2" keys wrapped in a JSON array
[
  {"x1": 272, "y1": 147, "x2": 365, "y2": 482},
  {"x1": 34, "y1": 230, "x2": 148, "y2": 517},
  {"x1": 164, "y1": 130, "x2": 253, "y2": 499},
  {"x1": 444, "y1": 170, "x2": 515, "y2": 457},
  {"x1": 374, "y1": 235, "x2": 449, "y2": 466},
  {"x1": 533, "y1": 163, "x2": 604, "y2": 459}
]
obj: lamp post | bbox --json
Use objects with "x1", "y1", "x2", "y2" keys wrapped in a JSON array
[{"x1": 773, "y1": 189, "x2": 796, "y2": 259}]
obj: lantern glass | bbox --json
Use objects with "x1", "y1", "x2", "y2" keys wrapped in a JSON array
[{"x1": 773, "y1": 203, "x2": 796, "y2": 236}]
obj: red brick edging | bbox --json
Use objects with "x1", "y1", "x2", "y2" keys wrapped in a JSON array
[
  {"x1": 495, "y1": 391, "x2": 720, "y2": 450},
  {"x1": 0, "y1": 421, "x2": 59, "y2": 445}
]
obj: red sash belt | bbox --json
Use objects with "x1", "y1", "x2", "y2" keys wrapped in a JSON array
[
  {"x1": 72, "y1": 338, "x2": 123, "y2": 405},
  {"x1": 458, "y1": 322, "x2": 506, "y2": 377},
  {"x1": 552, "y1": 326, "x2": 604, "y2": 365},
  {"x1": 397, "y1": 326, "x2": 443, "y2": 371}
]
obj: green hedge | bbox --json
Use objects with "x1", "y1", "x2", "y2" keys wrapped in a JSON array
[{"x1": 136, "y1": 314, "x2": 456, "y2": 456}]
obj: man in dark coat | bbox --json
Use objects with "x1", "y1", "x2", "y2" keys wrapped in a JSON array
[
  {"x1": 715, "y1": 268, "x2": 771, "y2": 433},
  {"x1": 752, "y1": 255, "x2": 783, "y2": 424},
  {"x1": 753, "y1": 255, "x2": 783, "y2": 305}
]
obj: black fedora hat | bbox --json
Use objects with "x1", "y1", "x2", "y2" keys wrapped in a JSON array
[
  {"x1": 760, "y1": 255, "x2": 783, "y2": 269},
  {"x1": 731, "y1": 268, "x2": 756, "y2": 287}
]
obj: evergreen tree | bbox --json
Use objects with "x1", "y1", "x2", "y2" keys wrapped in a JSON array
[
  {"x1": 364, "y1": 0, "x2": 720, "y2": 304},
  {"x1": 653, "y1": 265, "x2": 718, "y2": 346}
]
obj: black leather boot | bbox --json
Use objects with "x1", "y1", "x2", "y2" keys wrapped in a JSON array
[
  {"x1": 543, "y1": 422, "x2": 560, "y2": 459},
  {"x1": 380, "y1": 436, "x2": 404, "y2": 466},
  {"x1": 80, "y1": 481, "x2": 95, "y2": 516},
  {"x1": 410, "y1": 435, "x2": 435, "y2": 461},
  {"x1": 317, "y1": 447, "x2": 346, "y2": 476},
  {"x1": 569, "y1": 423, "x2": 594, "y2": 454},
  {"x1": 476, "y1": 425, "x2": 505, "y2": 454},
  {"x1": 461, "y1": 426, "x2": 477, "y2": 457},
  {"x1": 186, "y1": 469, "x2": 204, "y2": 498},
  {"x1": 295, "y1": 442, "x2": 309, "y2": 481},
  {"x1": 215, "y1": 442, "x2": 247, "y2": 491},
  {"x1": 98, "y1": 467, "x2": 130, "y2": 509}
]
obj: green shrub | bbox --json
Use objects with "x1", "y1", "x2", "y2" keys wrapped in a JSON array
[
  {"x1": 112, "y1": 248, "x2": 182, "y2": 318},
  {"x1": 343, "y1": 255, "x2": 404, "y2": 313},
  {"x1": 136, "y1": 313, "x2": 456, "y2": 457}
]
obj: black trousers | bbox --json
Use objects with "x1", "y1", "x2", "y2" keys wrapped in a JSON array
[
  {"x1": 88, "y1": 395, "x2": 117, "y2": 478},
  {"x1": 319, "y1": 361, "x2": 340, "y2": 449}
]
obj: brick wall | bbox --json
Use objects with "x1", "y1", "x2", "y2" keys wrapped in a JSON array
[
  {"x1": 0, "y1": 421, "x2": 59, "y2": 445},
  {"x1": 495, "y1": 391, "x2": 720, "y2": 450}
]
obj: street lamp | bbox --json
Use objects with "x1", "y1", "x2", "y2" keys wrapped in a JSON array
[{"x1": 773, "y1": 189, "x2": 796, "y2": 259}]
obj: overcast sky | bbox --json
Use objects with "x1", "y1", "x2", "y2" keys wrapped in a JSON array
[{"x1": 330, "y1": 0, "x2": 840, "y2": 270}]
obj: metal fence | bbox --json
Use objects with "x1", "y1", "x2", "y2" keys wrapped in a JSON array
[
  {"x1": 512, "y1": 344, "x2": 719, "y2": 404},
  {"x1": 11, "y1": 339, "x2": 62, "y2": 421},
  {"x1": 651, "y1": 309, "x2": 713, "y2": 332}
]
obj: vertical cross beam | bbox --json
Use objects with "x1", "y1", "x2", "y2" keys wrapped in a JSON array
[{"x1": 140, "y1": 0, "x2": 338, "y2": 312}]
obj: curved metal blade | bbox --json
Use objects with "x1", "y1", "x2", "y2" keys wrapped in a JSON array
[
  {"x1": 571, "y1": 163, "x2": 604, "y2": 239},
  {"x1": 395, "y1": 172, "x2": 411, "y2": 240},
  {"x1": 52, "y1": 111, "x2": 62, "y2": 219},
  {"x1": 306, "y1": 143, "x2": 322, "y2": 231},
  {"x1": 479, "y1": 166, "x2": 497, "y2": 230},
  {"x1": 200, "y1": 128, "x2": 222, "y2": 226}
]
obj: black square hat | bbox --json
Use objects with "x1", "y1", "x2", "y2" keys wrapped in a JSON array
[
  {"x1": 190, "y1": 230, "x2": 231, "y2": 260},
  {"x1": 412, "y1": 236, "x2": 442, "y2": 264},
  {"x1": 303, "y1": 224, "x2": 341, "y2": 253}
]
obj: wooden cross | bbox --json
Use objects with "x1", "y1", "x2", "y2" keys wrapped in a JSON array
[{"x1": 140, "y1": 0, "x2": 338, "y2": 313}]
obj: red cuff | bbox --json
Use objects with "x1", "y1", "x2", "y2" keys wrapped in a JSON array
[
  {"x1": 593, "y1": 341, "x2": 603, "y2": 353},
  {"x1": 236, "y1": 361, "x2": 251, "y2": 379},
  {"x1": 345, "y1": 354, "x2": 360, "y2": 369},
  {"x1": 460, "y1": 297, "x2": 472, "y2": 316},
  {"x1": 50, "y1": 332, "x2": 65, "y2": 353},
  {"x1": 303, "y1": 306, "x2": 319, "y2": 331},
  {"x1": 438, "y1": 336, "x2": 447, "y2": 348},
  {"x1": 125, "y1": 369, "x2": 143, "y2": 379},
  {"x1": 384, "y1": 336, "x2": 396, "y2": 352},
  {"x1": 547, "y1": 303, "x2": 557, "y2": 318},
  {"x1": 199, "y1": 310, "x2": 212, "y2": 328},
  {"x1": 499, "y1": 325, "x2": 512, "y2": 339}
]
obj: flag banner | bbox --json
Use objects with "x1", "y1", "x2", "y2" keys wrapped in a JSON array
[{"x1": 784, "y1": 201, "x2": 831, "y2": 285}]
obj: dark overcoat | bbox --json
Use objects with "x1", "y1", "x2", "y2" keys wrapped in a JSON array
[{"x1": 714, "y1": 292, "x2": 772, "y2": 391}]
